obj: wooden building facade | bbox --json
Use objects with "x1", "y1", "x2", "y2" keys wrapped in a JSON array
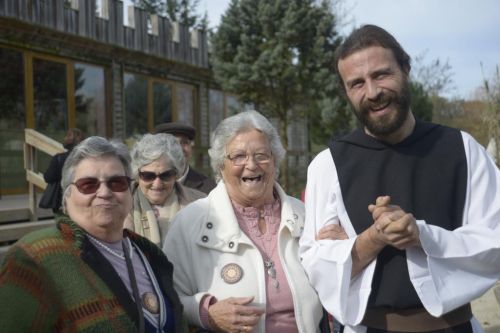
[{"x1": 0, "y1": 0, "x2": 240, "y2": 196}]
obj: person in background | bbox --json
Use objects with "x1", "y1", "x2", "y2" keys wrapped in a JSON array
[
  {"x1": 154, "y1": 122, "x2": 216, "y2": 194},
  {"x1": 124, "y1": 133, "x2": 205, "y2": 247},
  {"x1": 42, "y1": 128, "x2": 84, "y2": 213},
  {"x1": 163, "y1": 110, "x2": 332, "y2": 333},
  {"x1": 299, "y1": 24, "x2": 500, "y2": 333},
  {"x1": 0, "y1": 136, "x2": 187, "y2": 332}
]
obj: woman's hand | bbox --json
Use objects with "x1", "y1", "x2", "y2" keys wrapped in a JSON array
[
  {"x1": 208, "y1": 296, "x2": 264, "y2": 333},
  {"x1": 315, "y1": 224, "x2": 348, "y2": 241}
]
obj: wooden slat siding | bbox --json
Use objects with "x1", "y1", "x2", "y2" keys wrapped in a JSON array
[
  {"x1": 115, "y1": 0, "x2": 123, "y2": 47},
  {"x1": 19, "y1": 0, "x2": 29, "y2": 20},
  {"x1": 161, "y1": 18, "x2": 172, "y2": 59},
  {"x1": 55, "y1": 0, "x2": 64, "y2": 30},
  {"x1": 96, "y1": 17, "x2": 108, "y2": 43},
  {"x1": 6, "y1": 0, "x2": 18, "y2": 17},
  {"x1": 106, "y1": 0, "x2": 116, "y2": 46},
  {"x1": 88, "y1": 0, "x2": 96, "y2": 38},
  {"x1": 201, "y1": 30, "x2": 208, "y2": 67},
  {"x1": 0, "y1": 0, "x2": 208, "y2": 69},
  {"x1": 123, "y1": 25, "x2": 134, "y2": 50},
  {"x1": 77, "y1": 0, "x2": 86, "y2": 36},
  {"x1": 65, "y1": 6, "x2": 77, "y2": 34},
  {"x1": 133, "y1": 6, "x2": 148, "y2": 53}
]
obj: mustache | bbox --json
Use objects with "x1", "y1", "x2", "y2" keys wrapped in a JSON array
[{"x1": 360, "y1": 91, "x2": 393, "y2": 112}]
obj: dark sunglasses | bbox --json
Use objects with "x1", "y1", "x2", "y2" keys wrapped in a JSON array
[
  {"x1": 138, "y1": 169, "x2": 177, "y2": 182},
  {"x1": 71, "y1": 176, "x2": 131, "y2": 194}
]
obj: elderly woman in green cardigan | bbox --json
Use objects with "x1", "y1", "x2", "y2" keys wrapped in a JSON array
[{"x1": 0, "y1": 136, "x2": 187, "y2": 333}]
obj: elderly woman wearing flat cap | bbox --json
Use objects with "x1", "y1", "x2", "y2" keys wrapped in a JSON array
[
  {"x1": 154, "y1": 122, "x2": 216, "y2": 194},
  {"x1": 124, "y1": 133, "x2": 205, "y2": 246},
  {"x1": 0, "y1": 136, "x2": 187, "y2": 332},
  {"x1": 163, "y1": 111, "x2": 332, "y2": 333}
]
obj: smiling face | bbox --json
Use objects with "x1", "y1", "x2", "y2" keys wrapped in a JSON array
[
  {"x1": 65, "y1": 156, "x2": 132, "y2": 241},
  {"x1": 338, "y1": 46, "x2": 414, "y2": 143},
  {"x1": 222, "y1": 129, "x2": 276, "y2": 208},
  {"x1": 138, "y1": 156, "x2": 176, "y2": 205}
]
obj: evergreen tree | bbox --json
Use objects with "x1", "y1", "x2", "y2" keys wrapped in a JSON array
[{"x1": 211, "y1": 0, "x2": 349, "y2": 187}]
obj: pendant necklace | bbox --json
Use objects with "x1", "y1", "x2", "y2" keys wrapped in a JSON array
[{"x1": 258, "y1": 206, "x2": 280, "y2": 290}]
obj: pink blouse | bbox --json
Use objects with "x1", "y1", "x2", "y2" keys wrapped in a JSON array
[{"x1": 199, "y1": 199, "x2": 299, "y2": 332}]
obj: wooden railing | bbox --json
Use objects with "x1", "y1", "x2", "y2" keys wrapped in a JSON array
[{"x1": 24, "y1": 129, "x2": 65, "y2": 221}]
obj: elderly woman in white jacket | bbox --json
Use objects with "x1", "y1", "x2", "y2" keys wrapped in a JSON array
[{"x1": 163, "y1": 111, "x2": 331, "y2": 333}]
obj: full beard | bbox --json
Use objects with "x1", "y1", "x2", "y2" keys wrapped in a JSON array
[{"x1": 353, "y1": 79, "x2": 412, "y2": 137}]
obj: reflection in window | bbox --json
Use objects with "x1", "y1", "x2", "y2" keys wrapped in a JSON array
[
  {"x1": 33, "y1": 58, "x2": 68, "y2": 140},
  {"x1": 176, "y1": 84, "x2": 194, "y2": 125},
  {"x1": 74, "y1": 63, "x2": 106, "y2": 136},
  {"x1": 124, "y1": 72, "x2": 147, "y2": 138},
  {"x1": 209, "y1": 89, "x2": 224, "y2": 133},
  {"x1": 226, "y1": 95, "x2": 241, "y2": 116},
  {"x1": 153, "y1": 81, "x2": 172, "y2": 126},
  {"x1": 0, "y1": 48, "x2": 25, "y2": 194}
]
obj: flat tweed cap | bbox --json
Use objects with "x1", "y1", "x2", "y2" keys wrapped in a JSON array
[{"x1": 154, "y1": 122, "x2": 196, "y2": 140}]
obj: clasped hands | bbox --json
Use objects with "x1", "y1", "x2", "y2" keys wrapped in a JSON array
[
  {"x1": 316, "y1": 195, "x2": 420, "y2": 250},
  {"x1": 367, "y1": 195, "x2": 421, "y2": 250}
]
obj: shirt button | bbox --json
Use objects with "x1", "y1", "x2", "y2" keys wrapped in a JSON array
[
  {"x1": 228, "y1": 241, "x2": 234, "y2": 248},
  {"x1": 206, "y1": 222, "x2": 213, "y2": 229},
  {"x1": 202, "y1": 236, "x2": 209, "y2": 242}
]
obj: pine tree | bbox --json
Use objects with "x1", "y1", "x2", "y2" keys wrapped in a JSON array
[{"x1": 211, "y1": 0, "x2": 350, "y2": 188}]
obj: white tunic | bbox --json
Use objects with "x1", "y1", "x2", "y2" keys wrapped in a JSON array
[{"x1": 299, "y1": 131, "x2": 500, "y2": 333}]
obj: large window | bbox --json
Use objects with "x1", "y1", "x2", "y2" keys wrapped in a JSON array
[
  {"x1": 33, "y1": 58, "x2": 68, "y2": 141},
  {"x1": 124, "y1": 72, "x2": 148, "y2": 138},
  {"x1": 0, "y1": 50, "x2": 108, "y2": 196},
  {"x1": 153, "y1": 81, "x2": 172, "y2": 126},
  {"x1": 209, "y1": 89, "x2": 224, "y2": 135},
  {"x1": 0, "y1": 48, "x2": 25, "y2": 195},
  {"x1": 74, "y1": 63, "x2": 106, "y2": 136},
  {"x1": 208, "y1": 89, "x2": 242, "y2": 134},
  {"x1": 176, "y1": 84, "x2": 195, "y2": 126}
]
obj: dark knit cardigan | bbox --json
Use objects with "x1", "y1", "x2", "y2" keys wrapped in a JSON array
[{"x1": 0, "y1": 215, "x2": 187, "y2": 333}]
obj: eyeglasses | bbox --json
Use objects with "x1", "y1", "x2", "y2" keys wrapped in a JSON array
[
  {"x1": 138, "y1": 169, "x2": 177, "y2": 182},
  {"x1": 176, "y1": 138, "x2": 193, "y2": 147},
  {"x1": 225, "y1": 152, "x2": 272, "y2": 166},
  {"x1": 71, "y1": 176, "x2": 131, "y2": 194}
]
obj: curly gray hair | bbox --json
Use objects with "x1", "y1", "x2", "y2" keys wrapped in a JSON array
[
  {"x1": 130, "y1": 133, "x2": 186, "y2": 179},
  {"x1": 208, "y1": 110, "x2": 286, "y2": 181},
  {"x1": 61, "y1": 136, "x2": 132, "y2": 210}
]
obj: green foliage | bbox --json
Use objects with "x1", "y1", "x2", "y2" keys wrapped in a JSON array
[
  {"x1": 211, "y1": 0, "x2": 349, "y2": 150},
  {"x1": 409, "y1": 81, "x2": 433, "y2": 121}
]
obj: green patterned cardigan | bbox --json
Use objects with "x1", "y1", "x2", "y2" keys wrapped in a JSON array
[{"x1": 0, "y1": 215, "x2": 188, "y2": 332}]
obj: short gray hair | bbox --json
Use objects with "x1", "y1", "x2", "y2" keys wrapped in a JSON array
[
  {"x1": 208, "y1": 110, "x2": 286, "y2": 181},
  {"x1": 61, "y1": 136, "x2": 132, "y2": 209},
  {"x1": 130, "y1": 133, "x2": 185, "y2": 179}
]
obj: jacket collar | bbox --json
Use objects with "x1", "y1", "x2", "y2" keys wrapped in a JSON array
[{"x1": 196, "y1": 181, "x2": 302, "y2": 252}]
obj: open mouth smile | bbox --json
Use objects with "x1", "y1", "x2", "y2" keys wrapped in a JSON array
[{"x1": 242, "y1": 175, "x2": 262, "y2": 182}]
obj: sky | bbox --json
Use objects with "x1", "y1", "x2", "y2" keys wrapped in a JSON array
[{"x1": 122, "y1": 0, "x2": 500, "y2": 100}]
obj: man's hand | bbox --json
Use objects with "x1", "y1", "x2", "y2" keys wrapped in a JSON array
[
  {"x1": 316, "y1": 224, "x2": 348, "y2": 241},
  {"x1": 369, "y1": 196, "x2": 421, "y2": 250}
]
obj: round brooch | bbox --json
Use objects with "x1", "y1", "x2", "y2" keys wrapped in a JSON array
[
  {"x1": 142, "y1": 292, "x2": 159, "y2": 314},
  {"x1": 221, "y1": 263, "x2": 243, "y2": 284}
]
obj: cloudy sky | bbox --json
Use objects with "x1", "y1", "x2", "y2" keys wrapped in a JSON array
[{"x1": 124, "y1": 0, "x2": 500, "y2": 100}]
